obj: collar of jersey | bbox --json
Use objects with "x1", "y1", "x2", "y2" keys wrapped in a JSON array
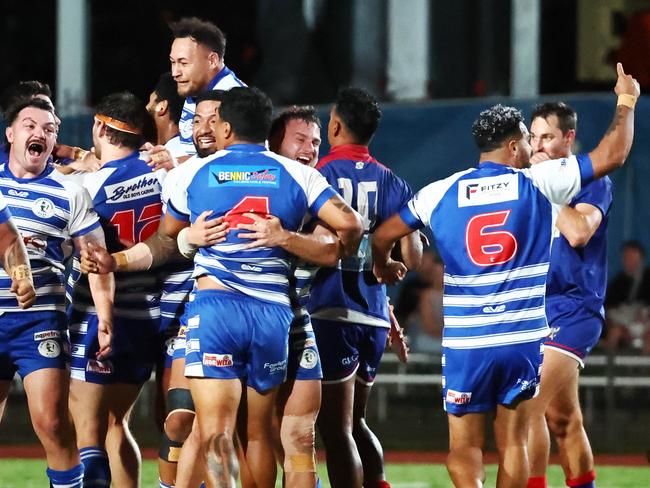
[
  {"x1": 2, "y1": 162, "x2": 53, "y2": 182},
  {"x1": 477, "y1": 161, "x2": 510, "y2": 170},
  {"x1": 207, "y1": 66, "x2": 233, "y2": 91},
  {"x1": 327, "y1": 144, "x2": 373, "y2": 161},
  {"x1": 225, "y1": 143, "x2": 266, "y2": 153},
  {"x1": 103, "y1": 151, "x2": 140, "y2": 169}
]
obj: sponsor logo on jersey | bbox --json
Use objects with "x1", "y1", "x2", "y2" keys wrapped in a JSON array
[
  {"x1": 8, "y1": 189, "x2": 28, "y2": 197},
  {"x1": 445, "y1": 389, "x2": 472, "y2": 405},
  {"x1": 458, "y1": 174, "x2": 518, "y2": 207},
  {"x1": 547, "y1": 326, "x2": 560, "y2": 340},
  {"x1": 241, "y1": 263, "x2": 262, "y2": 272},
  {"x1": 71, "y1": 344, "x2": 86, "y2": 358},
  {"x1": 208, "y1": 165, "x2": 280, "y2": 188},
  {"x1": 105, "y1": 174, "x2": 160, "y2": 202},
  {"x1": 34, "y1": 330, "x2": 61, "y2": 341},
  {"x1": 86, "y1": 359, "x2": 113, "y2": 374},
  {"x1": 203, "y1": 353, "x2": 233, "y2": 367},
  {"x1": 264, "y1": 359, "x2": 287, "y2": 374},
  {"x1": 37, "y1": 339, "x2": 61, "y2": 358},
  {"x1": 355, "y1": 161, "x2": 365, "y2": 169},
  {"x1": 32, "y1": 198, "x2": 55, "y2": 218},
  {"x1": 299, "y1": 349, "x2": 318, "y2": 370},
  {"x1": 482, "y1": 304, "x2": 506, "y2": 314}
]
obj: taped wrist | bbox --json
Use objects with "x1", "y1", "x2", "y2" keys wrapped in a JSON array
[
  {"x1": 114, "y1": 242, "x2": 153, "y2": 271},
  {"x1": 617, "y1": 94, "x2": 637, "y2": 109},
  {"x1": 177, "y1": 227, "x2": 198, "y2": 259}
]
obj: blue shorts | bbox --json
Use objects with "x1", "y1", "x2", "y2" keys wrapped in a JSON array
[
  {"x1": 442, "y1": 339, "x2": 544, "y2": 415},
  {"x1": 545, "y1": 300, "x2": 603, "y2": 368},
  {"x1": 287, "y1": 325, "x2": 322, "y2": 381},
  {"x1": 69, "y1": 311, "x2": 160, "y2": 385},
  {"x1": 0, "y1": 311, "x2": 69, "y2": 380},
  {"x1": 184, "y1": 290, "x2": 292, "y2": 393},
  {"x1": 312, "y1": 319, "x2": 388, "y2": 385}
]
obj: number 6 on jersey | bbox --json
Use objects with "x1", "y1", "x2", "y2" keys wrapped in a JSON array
[{"x1": 465, "y1": 210, "x2": 518, "y2": 266}]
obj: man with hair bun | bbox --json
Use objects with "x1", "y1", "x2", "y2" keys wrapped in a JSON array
[{"x1": 372, "y1": 64, "x2": 639, "y2": 488}]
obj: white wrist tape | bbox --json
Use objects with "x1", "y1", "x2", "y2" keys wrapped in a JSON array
[
  {"x1": 177, "y1": 227, "x2": 198, "y2": 259},
  {"x1": 115, "y1": 242, "x2": 153, "y2": 271}
]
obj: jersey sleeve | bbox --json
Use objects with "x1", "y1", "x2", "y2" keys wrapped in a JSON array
[
  {"x1": 378, "y1": 172, "x2": 413, "y2": 225},
  {"x1": 0, "y1": 192, "x2": 12, "y2": 224},
  {"x1": 68, "y1": 184, "x2": 101, "y2": 237},
  {"x1": 525, "y1": 153, "x2": 594, "y2": 205},
  {"x1": 570, "y1": 176, "x2": 613, "y2": 218},
  {"x1": 166, "y1": 159, "x2": 198, "y2": 222},
  {"x1": 291, "y1": 161, "x2": 338, "y2": 215}
]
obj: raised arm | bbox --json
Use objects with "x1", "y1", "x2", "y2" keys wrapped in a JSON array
[
  {"x1": 0, "y1": 220, "x2": 35, "y2": 309},
  {"x1": 588, "y1": 63, "x2": 640, "y2": 179},
  {"x1": 74, "y1": 226, "x2": 114, "y2": 360}
]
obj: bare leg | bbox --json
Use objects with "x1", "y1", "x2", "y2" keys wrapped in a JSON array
[
  {"x1": 353, "y1": 379, "x2": 386, "y2": 486},
  {"x1": 0, "y1": 379, "x2": 11, "y2": 423},
  {"x1": 24, "y1": 369, "x2": 80, "y2": 470},
  {"x1": 446, "y1": 412, "x2": 486, "y2": 488},
  {"x1": 494, "y1": 400, "x2": 533, "y2": 488},
  {"x1": 317, "y1": 376, "x2": 362, "y2": 488},
  {"x1": 105, "y1": 382, "x2": 143, "y2": 488},
  {"x1": 527, "y1": 348, "x2": 579, "y2": 477},
  {"x1": 190, "y1": 377, "x2": 242, "y2": 488},
  {"x1": 244, "y1": 385, "x2": 279, "y2": 488}
]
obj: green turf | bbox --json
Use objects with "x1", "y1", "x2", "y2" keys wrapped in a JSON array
[{"x1": 0, "y1": 459, "x2": 648, "y2": 487}]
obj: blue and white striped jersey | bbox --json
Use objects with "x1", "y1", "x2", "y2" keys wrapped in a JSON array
[
  {"x1": 0, "y1": 191, "x2": 12, "y2": 224},
  {"x1": 167, "y1": 143, "x2": 336, "y2": 306},
  {"x1": 289, "y1": 259, "x2": 319, "y2": 332},
  {"x1": 399, "y1": 155, "x2": 594, "y2": 349},
  {"x1": 0, "y1": 163, "x2": 100, "y2": 313},
  {"x1": 157, "y1": 164, "x2": 194, "y2": 334},
  {"x1": 177, "y1": 67, "x2": 245, "y2": 156},
  {"x1": 70, "y1": 151, "x2": 163, "y2": 320}
]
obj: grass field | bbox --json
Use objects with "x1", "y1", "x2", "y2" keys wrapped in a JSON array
[{"x1": 0, "y1": 460, "x2": 649, "y2": 487}]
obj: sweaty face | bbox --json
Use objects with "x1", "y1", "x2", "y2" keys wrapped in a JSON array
[
  {"x1": 170, "y1": 38, "x2": 215, "y2": 98},
  {"x1": 6, "y1": 107, "x2": 57, "y2": 176},
  {"x1": 530, "y1": 115, "x2": 572, "y2": 160},
  {"x1": 279, "y1": 119, "x2": 321, "y2": 166},
  {"x1": 192, "y1": 100, "x2": 221, "y2": 157}
]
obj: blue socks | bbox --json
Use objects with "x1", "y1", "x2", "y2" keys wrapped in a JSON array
[
  {"x1": 79, "y1": 446, "x2": 111, "y2": 487},
  {"x1": 46, "y1": 463, "x2": 84, "y2": 488}
]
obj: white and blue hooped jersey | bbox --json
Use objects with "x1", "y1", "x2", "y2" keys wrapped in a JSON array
[
  {"x1": 0, "y1": 191, "x2": 12, "y2": 224},
  {"x1": 167, "y1": 143, "x2": 336, "y2": 307},
  {"x1": 178, "y1": 66, "x2": 246, "y2": 155},
  {"x1": 0, "y1": 163, "x2": 100, "y2": 313},
  {"x1": 70, "y1": 151, "x2": 163, "y2": 320},
  {"x1": 400, "y1": 155, "x2": 595, "y2": 349},
  {"x1": 308, "y1": 145, "x2": 413, "y2": 328}
]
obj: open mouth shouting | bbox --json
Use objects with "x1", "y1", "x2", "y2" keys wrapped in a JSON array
[{"x1": 27, "y1": 141, "x2": 45, "y2": 157}]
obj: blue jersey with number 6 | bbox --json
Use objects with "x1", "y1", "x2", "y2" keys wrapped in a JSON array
[
  {"x1": 399, "y1": 155, "x2": 595, "y2": 349},
  {"x1": 308, "y1": 144, "x2": 413, "y2": 328}
]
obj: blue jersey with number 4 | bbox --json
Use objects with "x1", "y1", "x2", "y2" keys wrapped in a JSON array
[
  {"x1": 167, "y1": 143, "x2": 336, "y2": 307},
  {"x1": 400, "y1": 155, "x2": 595, "y2": 349},
  {"x1": 308, "y1": 144, "x2": 413, "y2": 328}
]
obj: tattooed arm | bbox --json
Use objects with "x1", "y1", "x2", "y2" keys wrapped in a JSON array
[
  {"x1": 588, "y1": 63, "x2": 640, "y2": 179},
  {"x1": 0, "y1": 220, "x2": 35, "y2": 309},
  {"x1": 74, "y1": 226, "x2": 114, "y2": 360},
  {"x1": 315, "y1": 194, "x2": 364, "y2": 258}
]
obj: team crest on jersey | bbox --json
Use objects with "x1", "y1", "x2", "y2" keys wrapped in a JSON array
[
  {"x1": 299, "y1": 349, "x2": 318, "y2": 369},
  {"x1": 38, "y1": 339, "x2": 61, "y2": 358},
  {"x1": 32, "y1": 198, "x2": 55, "y2": 218},
  {"x1": 458, "y1": 174, "x2": 518, "y2": 207},
  {"x1": 208, "y1": 165, "x2": 280, "y2": 188}
]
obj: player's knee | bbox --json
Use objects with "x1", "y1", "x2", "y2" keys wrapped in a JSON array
[
  {"x1": 546, "y1": 408, "x2": 573, "y2": 438},
  {"x1": 163, "y1": 388, "x2": 195, "y2": 442},
  {"x1": 281, "y1": 415, "x2": 316, "y2": 473},
  {"x1": 32, "y1": 410, "x2": 71, "y2": 443}
]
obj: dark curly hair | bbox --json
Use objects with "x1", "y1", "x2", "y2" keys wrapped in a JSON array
[{"x1": 472, "y1": 104, "x2": 525, "y2": 152}]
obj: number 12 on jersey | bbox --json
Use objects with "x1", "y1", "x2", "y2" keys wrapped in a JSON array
[{"x1": 465, "y1": 210, "x2": 518, "y2": 266}]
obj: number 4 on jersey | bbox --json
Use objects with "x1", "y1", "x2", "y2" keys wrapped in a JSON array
[
  {"x1": 224, "y1": 196, "x2": 270, "y2": 226},
  {"x1": 465, "y1": 210, "x2": 517, "y2": 266}
]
